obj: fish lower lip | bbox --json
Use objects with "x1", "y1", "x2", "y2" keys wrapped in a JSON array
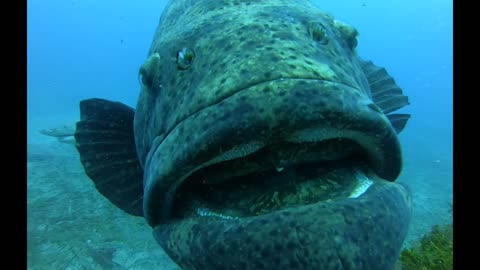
[{"x1": 154, "y1": 181, "x2": 411, "y2": 270}]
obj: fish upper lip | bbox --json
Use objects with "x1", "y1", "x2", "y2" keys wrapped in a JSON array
[
  {"x1": 143, "y1": 78, "x2": 401, "y2": 227},
  {"x1": 149, "y1": 77, "x2": 361, "y2": 160}
]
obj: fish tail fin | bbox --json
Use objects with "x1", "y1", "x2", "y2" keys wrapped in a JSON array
[{"x1": 75, "y1": 98, "x2": 144, "y2": 216}]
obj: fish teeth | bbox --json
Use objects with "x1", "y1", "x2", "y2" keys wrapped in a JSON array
[
  {"x1": 194, "y1": 206, "x2": 239, "y2": 220},
  {"x1": 349, "y1": 170, "x2": 373, "y2": 198}
]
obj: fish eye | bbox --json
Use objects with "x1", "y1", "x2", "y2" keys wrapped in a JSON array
[
  {"x1": 308, "y1": 22, "x2": 329, "y2": 45},
  {"x1": 177, "y1": 47, "x2": 195, "y2": 70}
]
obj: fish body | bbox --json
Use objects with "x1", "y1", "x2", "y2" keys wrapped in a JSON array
[{"x1": 74, "y1": 0, "x2": 412, "y2": 269}]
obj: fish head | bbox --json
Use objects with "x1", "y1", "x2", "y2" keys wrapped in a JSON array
[{"x1": 133, "y1": 0, "x2": 412, "y2": 269}]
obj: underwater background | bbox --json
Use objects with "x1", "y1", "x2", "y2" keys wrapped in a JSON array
[{"x1": 27, "y1": 0, "x2": 453, "y2": 269}]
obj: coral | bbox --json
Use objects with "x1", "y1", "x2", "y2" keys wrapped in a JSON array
[{"x1": 396, "y1": 223, "x2": 453, "y2": 270}]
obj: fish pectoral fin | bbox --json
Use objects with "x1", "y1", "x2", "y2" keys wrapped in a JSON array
[
  {"x1": 359, "y1": 58, "x2": 411, "y2": 133},
  {"x1": 74, "y1": 98, "x2": 144, "y2": 217},
  {"x1": 386, "y1": 113, "x2": 411, "y2": 134}
]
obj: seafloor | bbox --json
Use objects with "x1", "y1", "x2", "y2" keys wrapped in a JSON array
[{"x1": 27, "y1": 117, "x2": 452, "y2": 270}]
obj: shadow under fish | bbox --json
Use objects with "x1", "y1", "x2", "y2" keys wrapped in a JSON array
[{"x1": 71, "y1": 0, "x2": 413, "y2": 269}]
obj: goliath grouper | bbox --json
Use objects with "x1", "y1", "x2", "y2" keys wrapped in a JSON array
[{"x1": 74, "y1": 0, "x2": 412, "y2": 269}]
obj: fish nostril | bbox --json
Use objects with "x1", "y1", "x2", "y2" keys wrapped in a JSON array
[
  {"x1": 138, "y1": 72, "x2": 152, "y2": 89},
  {"x1": 177, "y1": 47, "x2": 195, "y2": 70},
  {"x1": 308, "y1": 22, "x2": 329, "y2": 45}
]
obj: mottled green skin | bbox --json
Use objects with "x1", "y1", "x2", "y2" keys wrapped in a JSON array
[
  {"x1": 155, "y1": 182, "x2": 411, "y2": 270},
  {"x1": 132, "y1": 0, "x2": 411, "y2": 269},
  {"x1": 135, "y1": 0, "x2": 372, "y2": 164}
]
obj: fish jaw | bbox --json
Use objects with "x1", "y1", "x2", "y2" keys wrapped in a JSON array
[{"x1": 154, "y1": 181, "x2": 411, "y2": 270}]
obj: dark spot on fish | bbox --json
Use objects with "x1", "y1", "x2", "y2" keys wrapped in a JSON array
[
  {"x1": 229, "y1": 240, "x2": 238, "y2": 251},
  {"x1": 286, "y1": 241, "x2": 296, "y2": 250},
  {"x1": 277, "y1": 118, "x2": 289, "y2": 128},
  {"x1": 238, "y1": 261, "x2": 247, "y2": 268},
  {"x1": 264, "y1": 71, "x2": 272, "y2": 78},
  {"x1": 240, "y1": 69, "x2": 248, "y2": 75},
  {"x1": 270, "y1": 56, "x2": 280, "y2": 62},
  {"x1": 246, "y1": 40, "x2": 256, "y2": 48},
  {"x1": 217, "y1": 39, "x2": 226, "y2": 47},
  {"x1": 263, "y1": 86, "x2": 272, "y2": 93},
  {"x1": 233, "y1": 225, "x2": 244, "y2": 234},
  {"x1": 290, "y1": 261, "x2": 300, "y2": 269},
  {"x1": 253, "y1": 261, "x2": 265, "y2": 269},
  {"x1": 216, "y1": 246, "x2": 225, "y2": 256},
  {"x1": 204, "y1": 256, "x2": 213, "y2": 266},
  {"x1": 289, "y1": 55, "x2": 297, "y2": 60},
  {"x1": 273, "y1": 107, "x2": 283, "y2": 115},
  {"x1": 260, "y1": 248, "x2": 270, "y2": 258},
  {"x1": 258, "y1": 218, "x2": 268, "y2": 225},
  {"x1": 349, "y1": 233, "x2": 358, "y2": 243},
  {"x1": 269, "y1": 229, "x2": 279, "y2": 237},
  {"x1": 278, "y1": 91, "x2": 286, "y2": 97},
  {"x1": 219, "y1": 111, "x2": 231, "y2": 121},
  {"x1": 343, "y1": 204, "x2": 355, "y2": 213},
  {"x1": 362, "y1": 233, "x2": 369, "y2": 242},
  {"x1": 288, "y1": 64, "x2": 297, "y2": 69},
  {"x1": 220, "y1": 78, "x2": 227, "y2": 84},
  {"x1": 312, "y1": 70, "x2": 321, "y2": 77}
]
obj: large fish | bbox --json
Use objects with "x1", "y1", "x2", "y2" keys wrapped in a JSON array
[{"x1": 74, "y1": 0, "x2": 412, "y2": 269}]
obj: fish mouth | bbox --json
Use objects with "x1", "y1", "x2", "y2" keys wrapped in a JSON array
[
  {"x1": 171, "y1": 139, "x2": 382, "y2": 220},
  {"x1": 144, "y1": 78, "x2": 411, "y2": 269}
]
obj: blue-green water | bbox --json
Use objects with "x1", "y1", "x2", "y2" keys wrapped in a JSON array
[{"x1": 27, "y1": 0, "x2": 452, "y2": 269}]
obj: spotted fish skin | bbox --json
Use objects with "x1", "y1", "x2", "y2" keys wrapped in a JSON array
[
  {"x1": 72, "y1": 0, "x2": 412, "y2": 269},
  {"x1": 155, "y1": 182, "x2": 411, "y2": 270},
  {"x1": 135, "y1": 0, "x2": 372, "y2": 166}
]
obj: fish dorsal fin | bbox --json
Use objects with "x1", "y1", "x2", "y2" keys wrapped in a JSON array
[
  {"x1": 359, "y1": 58, "x2": 411, "y2": 134},
  {"x1": 75, "y1": 98, "x2": 144, "y2": 217}
]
